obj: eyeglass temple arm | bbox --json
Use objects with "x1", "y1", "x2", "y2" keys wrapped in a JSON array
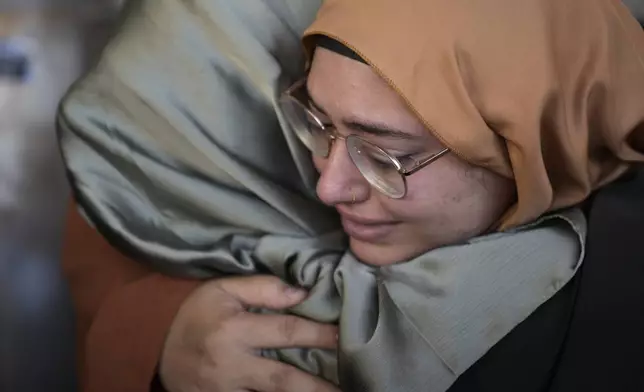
[{"x1": 402, "y1": 148, "x2": 450, "y2": 176}]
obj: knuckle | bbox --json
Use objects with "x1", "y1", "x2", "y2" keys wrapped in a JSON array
[
  {"x1": 200, "y1": 335, "x2": 242, "y2": 391},
  {"x1": 257, "y1": 279, "x2": 283, "y2": 303},
  {"x1": 216, "y1": 317, "x2": 241, "y2": 339},
  {"x1": 270, "y1": 366, "x2": 297, "y2": 392},
  {"x1": 320, "y1": 325, "x2": 337, "y2": 345},
  {"x1": 195, "y1": 362, "x2": 219, "y2": 391},
  {"x1": 203, "y1": 332, "x2": 224, "y2": 358},
  {"x1": 192, "y1": 338, "x2": 229, "y2": 391},
  {"x1": 258, "y1": 275, "x2": 283, "y2": 286},
  {"x1": 278, "y1": 316, "x2": 300, "y2": 344},
  {"x1": 204, "y1": 321, "x2": 235, "y2": 355},
  {"x1": 264, "y1": 275, "x2": 290, "y2": 293}
]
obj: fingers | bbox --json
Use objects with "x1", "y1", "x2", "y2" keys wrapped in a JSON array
[
  {"x1": 232, "y1": 313, "x2": 338, "y2": 350},
  {"x1": 244, "y1": 358, "x2": 341, "y2": 392},
  {"x1": 217, "y1": 275, "x2": 308, "y2": 310}
]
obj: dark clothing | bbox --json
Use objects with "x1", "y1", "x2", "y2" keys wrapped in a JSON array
[{"x1": 452, "y1": 169, "x2": 644, "y2": 392}]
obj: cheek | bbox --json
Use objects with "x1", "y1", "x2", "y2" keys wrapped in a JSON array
[
  {"x1": 375, "y1": 175, "x2": 449, "y2": 223},
  {"x1": 381, "y1": 158, "x2": 514, "y2": 231},
  {"x1": 401, "y1": 158, "x2": 486, "y2": 208}
]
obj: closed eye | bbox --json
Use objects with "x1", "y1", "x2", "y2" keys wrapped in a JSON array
[{"x1": 396, "y1": 154, "x2": 416, "y2": 164}]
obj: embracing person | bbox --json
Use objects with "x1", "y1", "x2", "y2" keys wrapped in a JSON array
[{"x1": 58, "y1": 0, "x2": 644, "y2": 391}]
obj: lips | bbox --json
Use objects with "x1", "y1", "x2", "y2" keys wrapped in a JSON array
[{"x1": 338, "y1": 211, "x2": 399, "y2": 243}]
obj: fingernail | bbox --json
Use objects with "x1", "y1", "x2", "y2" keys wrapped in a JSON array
[{"x1": 284, "y1": 285, "x2": 307, "y2": 299}]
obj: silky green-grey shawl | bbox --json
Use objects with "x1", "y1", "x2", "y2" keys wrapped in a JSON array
[{"x1": 58, "y1": 1, "x2": 586, "y2": 391}]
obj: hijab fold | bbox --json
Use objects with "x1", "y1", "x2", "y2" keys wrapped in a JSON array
[{"x1": 58, "y1": 0, "x2": 642, "y2": 390}]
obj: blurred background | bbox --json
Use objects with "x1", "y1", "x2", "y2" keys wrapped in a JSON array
[
  {"x1": 0, "y1": 1, "x2": 642, "y2": 391},
  {"x1": 1, "y1": 0, "x2": 122, "y2": 391},
  {"x1": 626, "y1": 0, "x2": 644, "y2": 21}
]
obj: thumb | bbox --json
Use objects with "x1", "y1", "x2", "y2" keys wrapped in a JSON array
[{"x1": 216, "y1": 275, "x2": 308, "y2": 310}]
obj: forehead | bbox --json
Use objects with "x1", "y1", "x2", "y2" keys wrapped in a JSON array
[{"x1": 306, "y1": 48, "x2": 421, "y2": 125}]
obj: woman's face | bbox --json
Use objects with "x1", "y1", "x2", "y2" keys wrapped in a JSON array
[{"x1": 307, "y1": 48, "x2": 516, "y2": 266}]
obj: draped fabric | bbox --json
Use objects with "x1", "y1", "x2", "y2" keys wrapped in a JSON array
[{"x1": 59, "y1": 1, "x2": 588, "y2": 391}]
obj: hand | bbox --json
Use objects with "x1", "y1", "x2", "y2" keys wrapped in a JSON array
[{"x1": 160, "y1": 275, "x2": 340, "y2": 392}]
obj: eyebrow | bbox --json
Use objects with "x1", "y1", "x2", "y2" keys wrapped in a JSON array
[{"x1": 307, "y1": 88, "x2": 421, "y2": 140}]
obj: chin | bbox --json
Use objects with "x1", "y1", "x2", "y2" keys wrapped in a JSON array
[{"x1": 349, "y1": 238, "x2": 417, "y2": 267}]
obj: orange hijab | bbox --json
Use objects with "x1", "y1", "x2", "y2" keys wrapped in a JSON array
[{"x1": 304, "y1": 0, "x2": 644, "y2": 229}]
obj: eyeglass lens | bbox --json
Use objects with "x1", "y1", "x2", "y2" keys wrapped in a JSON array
[{"x1": 279, "y1": 93, "x2": 407, "y2": 198}]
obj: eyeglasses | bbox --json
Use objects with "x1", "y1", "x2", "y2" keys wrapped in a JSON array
[{"x1": 278, "y1": 78, "x2": 450, "y2": 199}]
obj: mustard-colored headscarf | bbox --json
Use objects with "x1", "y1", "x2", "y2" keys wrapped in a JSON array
[
  {"x1": 57, "y1": 0, "x2": 640, "y2": 391},
  {"x1": 305, "y1": 0, "x2": 644, "y2": 229}
]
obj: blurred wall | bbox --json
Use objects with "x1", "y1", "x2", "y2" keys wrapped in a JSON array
[{"x1": 0, "y1": 2, "x2": 121, "y2": 391}]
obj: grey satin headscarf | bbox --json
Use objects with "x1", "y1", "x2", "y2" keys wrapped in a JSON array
[{"x1": 57, "y1": 1, "x2": 586, "y2": 391}]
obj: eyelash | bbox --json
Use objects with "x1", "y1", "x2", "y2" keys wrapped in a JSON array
[
  {"x1": 316, "y1": 122, "x2": 416, "y2": 162},
  {"x1": 396, "y1": 154, "x2": 415, "y2": 163}
]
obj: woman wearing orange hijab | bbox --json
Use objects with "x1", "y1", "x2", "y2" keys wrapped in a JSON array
[{"x1": 59, "y1": 0, "x2": 644, "y2": 391}]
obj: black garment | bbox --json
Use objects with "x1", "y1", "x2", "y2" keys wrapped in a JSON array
[
  {"x1": 448, "y1": 252, "x2": 580, "y2": 392},
  {"x1": 550, "y1": 168, "x2": 644, "y2": 392},
  {"x1": 449, "y1": 168, "x2": 644, "y2": 392}
]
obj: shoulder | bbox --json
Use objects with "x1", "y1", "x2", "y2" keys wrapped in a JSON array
[
  {"x1": 451, "y1": 168, "x2": 644, "y2": 392},
  {"x1": 549, "y1": 169, "x2": 644, "y2": 392}
]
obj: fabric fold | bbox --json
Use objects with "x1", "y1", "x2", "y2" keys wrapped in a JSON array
[{"x1": 58, "y1": 1, "x2": 587, "y2": 391}]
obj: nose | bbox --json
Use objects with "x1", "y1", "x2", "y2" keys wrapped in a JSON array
[{"x1": 314, "y1": 141, "x2": 370, "y2": 206}]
